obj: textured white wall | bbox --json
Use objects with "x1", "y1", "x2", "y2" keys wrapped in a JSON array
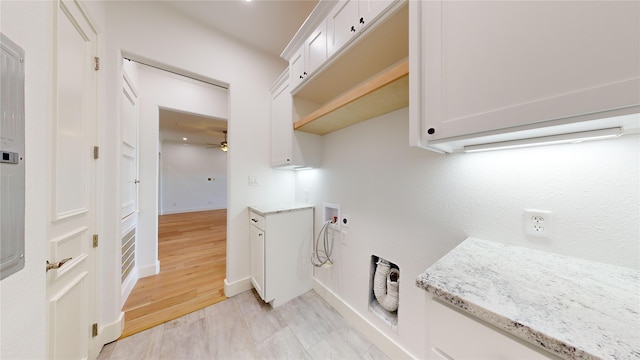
[
  {"x1": 160, "y1": 141, "x2": 228, "y2": 214},
  {"x1": 0, "y1": 2, "x2": 50, "y2": 358},
  {"x1": 297, "y1": 107, "x2": 640, "y2": 358}
]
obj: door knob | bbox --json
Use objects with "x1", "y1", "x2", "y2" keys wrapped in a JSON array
[{"x1": 46, "y1": 258, "x2": 72, "y2": 272}]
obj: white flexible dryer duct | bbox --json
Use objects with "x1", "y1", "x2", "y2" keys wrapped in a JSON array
[{"x1": 373, "y1": 259, "x2": 399, "y2": 312}]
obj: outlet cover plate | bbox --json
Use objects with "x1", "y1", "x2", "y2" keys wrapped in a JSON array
[{"x1": 524, "y1": 209, "x2": 553, "y2": 239}]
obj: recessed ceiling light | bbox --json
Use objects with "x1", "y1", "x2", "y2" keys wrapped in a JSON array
[{"x1": 182, "y1": 137, "x2": 188, "y2": 141}]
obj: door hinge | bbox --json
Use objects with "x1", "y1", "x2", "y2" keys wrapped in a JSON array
[
  {"x1": 92, "y1": 234, "x2": 98, "y2": 248},
  {"x1": 93, "y1": 146, "x2": 99, "y2": 159},
  {"x1": 92, "y1": 323, "x2": 98, "y2": 337},
  {"x1": 94, "y1": 56, "x2": 100, "y2": 71}
]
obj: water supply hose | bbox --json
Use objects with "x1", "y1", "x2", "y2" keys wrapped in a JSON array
[{"x1": 311, "y1": 220, "x2": 334, "y2": 267}]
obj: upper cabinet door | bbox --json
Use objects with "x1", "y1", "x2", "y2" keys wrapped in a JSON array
[
  {"x1": 290, "y1": 47, "x2": 305, "y2": 89},
  {"x1": 305, "y1": 20, "x2": 327, "y2": 75},
  {"x1": 327, "y1": 0, "x2": 359, "y2": 56},
  {"x1": 414, "y1": 1, "x2": 640, "y2": 144},
  {"x1": 271, "y1": 72, "x2": 293, "y2": 167},
  {"x1": 289, "y1": 22, "x2": 327, "y2": 90},
  {"x1": 358, "y1": 0, "x2": 394, "y2": 30}
]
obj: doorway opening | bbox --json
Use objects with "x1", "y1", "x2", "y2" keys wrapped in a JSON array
[{"x1": 119, "y1": 59, "x2": 229, "y2": 338}]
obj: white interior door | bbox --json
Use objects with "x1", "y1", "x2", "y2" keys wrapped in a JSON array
[
  {"x1": 46, "y1": 1, "x2": 98, "y2": 359},
  {"x1": 121, "y1": 72, "x2": 139, "y2": 220},
  {"x1": 120, "y1": 68, "x2": 139, "y2": 302}
]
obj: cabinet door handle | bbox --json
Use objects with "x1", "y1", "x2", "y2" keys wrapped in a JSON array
[
  {"x1": 359, "y1": 17, "x2": 365, "y2": 24},
  {"x1": 350, "y1": 26, "x2": 356, "y2": 32},
  {"x1": 300, "y1": 75, "x2": 304, "y2": 79},
  {"x1": 303, "y1": 72, "x2": 307, "y2": 76},
  {"x1": 251, "y1": 218, "x2": 258, "y2": 223},
  {"x1": 258, "y1": 233, "x2": 263, "y2": 237}
]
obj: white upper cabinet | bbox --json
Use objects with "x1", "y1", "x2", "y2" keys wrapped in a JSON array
[
  {"x1": 281, "y1": 0, "x2": 407, "y2": 136},
  {"x1": 271, "y1": 69, "x2": 322, "y2": 169},
  {"x1": 327, "y1": 0, "x2": 394, "y2": 57},
  {"x1": 290, "y1": 20, "x2": 328, "y2": 88},
  {"x1": 271, "y1": 71, "x2": 294, "y2": 167},
  {"x1": 410, "y1": 1, "x2": 640, "y2": 153}
]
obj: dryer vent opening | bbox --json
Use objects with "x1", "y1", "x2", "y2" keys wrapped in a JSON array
[{"x1": 368, "y1": 255, "x2": 399, "y2": 330}]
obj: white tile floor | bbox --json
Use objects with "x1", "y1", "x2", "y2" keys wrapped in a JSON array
[{"x1": 98, "y1": 289, "x2": 390, "y2": 360}]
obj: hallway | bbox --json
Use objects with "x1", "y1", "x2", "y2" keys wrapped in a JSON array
[{"x1": 120, "y1": 209, "x2": 227, "y2": 338}]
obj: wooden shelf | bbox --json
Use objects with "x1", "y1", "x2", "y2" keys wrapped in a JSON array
[{"x1": 294, "y1": 59, "x2": 408, "y2": 135}]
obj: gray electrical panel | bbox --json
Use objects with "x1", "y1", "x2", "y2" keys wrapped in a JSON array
[{"x1": 1, "y1": 33, "x2": 26, "y2": 280}]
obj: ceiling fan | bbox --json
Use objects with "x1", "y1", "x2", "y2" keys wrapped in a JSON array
[{"x1": 206, "y1": 130, "x2": 228, "y2": 152}]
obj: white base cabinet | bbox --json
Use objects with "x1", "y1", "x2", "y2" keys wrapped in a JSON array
[
  {"x1": 427, "y1": 298, "x2": 558, "y2": 360},
  {"x1": 249, "y1": 206, "x2": 314, "y2": 307}
]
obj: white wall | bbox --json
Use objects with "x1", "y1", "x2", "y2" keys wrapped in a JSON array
[
  {"x1": 0, "y1": 2, "x2": 50, "y2": 358},
  {"x1": 135, "y1": 63, "x2": 228, "y2": 118},
  {"x1": 296, "y1": 107, "x2": 640, "y2": 358},
  {"x1": 160, "y1": 141, "x2": 227, "y2": 214},
  {"x1": 103, "y1": 1, "x2": 295, "y2": 323}
]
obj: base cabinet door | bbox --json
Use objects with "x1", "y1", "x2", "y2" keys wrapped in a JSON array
[{"x1": 250, "y1": 225, "x2": 266, "y2": 301}]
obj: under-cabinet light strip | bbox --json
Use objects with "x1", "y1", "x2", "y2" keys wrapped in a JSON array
[{"x1": 463, "y1": 127, "x2": 624, "y2": 153}]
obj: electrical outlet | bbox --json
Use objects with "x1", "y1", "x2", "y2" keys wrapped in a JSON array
[
  {"x1": 248, "y1": 176, "x2": 260, "y2": 186},
  {"x1": 524, "y1": 209, "x2": 553, "y2": 239}
]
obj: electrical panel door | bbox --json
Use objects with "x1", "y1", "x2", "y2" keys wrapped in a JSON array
[{"x1": 0, "y1": 33, "x2": 26, "y2": 280}]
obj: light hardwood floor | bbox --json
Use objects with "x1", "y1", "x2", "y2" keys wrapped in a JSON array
[
  {"x1": 120, "y1": 209, "x2": 227, "y2": 338},
  {"x1": 99, "y1": 289, "x2": 390, "y2": 360}
]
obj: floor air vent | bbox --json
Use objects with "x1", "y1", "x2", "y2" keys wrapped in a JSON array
[{"x1": 121, "y1": 228, "x2": 136, "y2": 283}]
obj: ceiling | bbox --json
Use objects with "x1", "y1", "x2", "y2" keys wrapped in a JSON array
[
  {"x1": 159, "y1": 108, "x2": 228, "y2": 146},
  {"x1": 156, "y1": 0, "x2": 318, "y2": 148},
  {"x1": 163, "y1": 0, "x2": 319, "y2": 57}
]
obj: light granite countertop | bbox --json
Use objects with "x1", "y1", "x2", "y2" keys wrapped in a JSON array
[
  {"x1": 248, "y1": 203, "x2": 314, "y2": 216},
  {"x1": 416, "y1": 237, "x2": 640, "y2": 360}
]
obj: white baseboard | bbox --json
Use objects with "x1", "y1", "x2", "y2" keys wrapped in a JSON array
[
  {"x1": 91, "y1": 311, "x2": 124, "y2": 358},
  {"x1": 138, "y1": 261, "x2": 160, "y2": 278},
  {"x1": 224, "y1": 277, "x2": 253, "y2": 297},
  {"x1": 313, "y1": 279, "x2": 414, "y2": 360},
  {"x1": 121, "y1": 268, "x2": 139, "y2": 307}
]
